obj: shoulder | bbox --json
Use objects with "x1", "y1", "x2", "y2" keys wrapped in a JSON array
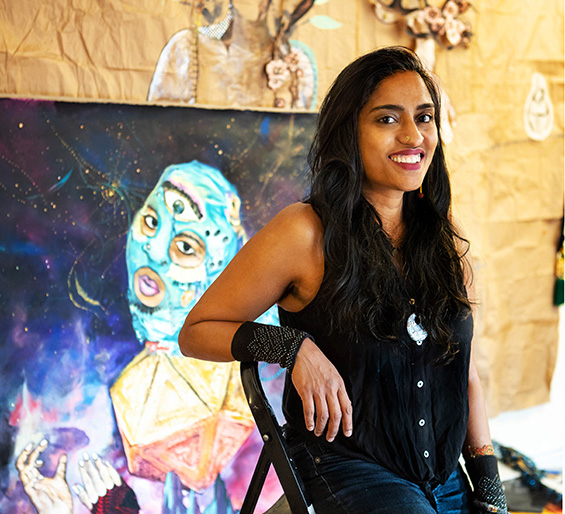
[
  {"x1": 271, "y1": 202, "x2": 322, "y2": 233},
  {"x1": 240, "y1": 202, "x2": 323, "y2": 265},
  {"x1": 261, "y1": 202, "x2": 324, "y2": 251},
  {"x1": 261, "y1": 203, "x2": 324, "y2": 308}
]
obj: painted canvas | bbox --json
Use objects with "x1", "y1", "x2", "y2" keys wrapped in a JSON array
[{"x1": 0, "y1": 98, "x2": 316, "y2": 513}]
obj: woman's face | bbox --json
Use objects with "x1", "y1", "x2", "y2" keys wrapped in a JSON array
[{"x1": 358, "y1": 71, "x2": 438, "y2": 203}]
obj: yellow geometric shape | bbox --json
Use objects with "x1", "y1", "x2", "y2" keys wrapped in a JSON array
[{"x1": 110, "y1": 350, "x2": 254, "y2": 490}]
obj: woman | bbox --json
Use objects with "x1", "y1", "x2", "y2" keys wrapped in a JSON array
[{"x1": 179, "y1": 46, "x2": 507, "y2": 514}]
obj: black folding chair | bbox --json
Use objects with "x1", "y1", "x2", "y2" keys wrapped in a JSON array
[{"x1": 239, "y1": 361, "x2": 314, "y2": 514}]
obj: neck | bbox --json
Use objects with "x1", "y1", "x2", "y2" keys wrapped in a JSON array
[{"x1": 363, "y1": 190, "x2": 405, "y2": 246}]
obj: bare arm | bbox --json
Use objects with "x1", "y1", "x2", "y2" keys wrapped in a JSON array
[
  {"x1": 458, "y1": 230, "x2": 493, "y2": 456},
  {"x1": 458, "y1": 226, "x2": 507, "y2": 512},
  {"x1": 178, "y1": 203, "x2": 322, "y2": 360},
  {"x1": 178, "y1": 203, "x2": 353, "y2": 442}
]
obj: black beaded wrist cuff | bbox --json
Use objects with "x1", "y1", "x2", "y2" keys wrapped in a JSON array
[
  {"x1": 465, "y1": 455, "x2": 508, "y2": 513},
  {"x1": 231, "y1": 321, "x2": 311, "y2": 371}
]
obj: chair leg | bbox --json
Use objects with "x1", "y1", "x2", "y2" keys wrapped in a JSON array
[{"x1": 240, "y1": 446, "x2": 272, "y2": 514}]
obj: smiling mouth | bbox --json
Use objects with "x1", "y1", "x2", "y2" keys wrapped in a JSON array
[{"x1": 390, "y1": 153, "x2": 423, "y2": 164}]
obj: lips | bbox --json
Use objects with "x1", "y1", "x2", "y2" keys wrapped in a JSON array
[
  {"x1": 389, "y1": 149, "x2": 425, "y2": 170},
  {"x1": 138, "y1": 274, "x2": 160, "y2": 297},
  {"x1": 133, "y1": 267, "x2": 166, "y2": 307}
]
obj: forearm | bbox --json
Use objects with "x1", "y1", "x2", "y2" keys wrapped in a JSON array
[
  {"x1": 179, "y1": 318, "x2": 311, "y2": 372},
  {"x1": 464, "y1": 364, "x2": 493, "y2": 458},
  {"x1": 464, "y1": 359, "x2": 507, "y2": 513},
  {"x1": 178, "y1": 319, "x2": 241, "y2": 361}
]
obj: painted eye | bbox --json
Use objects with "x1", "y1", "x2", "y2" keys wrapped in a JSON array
[
  {"x1": 140, "y1": 207, "x2": 158, "y2": 236},
  {"x1": 164, "y1": 189, "x2": 201, "y2": 222},
  {"x1": 145, "y1": 214, "x2": 158, "y2": 229},
  {"x1": 175, "y1": 240, "x2": 195, "y2": 256},
  {"x1": 173, "y1": 199, "x2": 185, "y2": 214},
  {"x1": 170, "y1": 232, "x2": 206, "y2": 268}
]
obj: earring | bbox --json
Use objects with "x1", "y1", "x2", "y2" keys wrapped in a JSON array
[{"x1": 418, "y1": 185, "x2": 424, "y2": 198}]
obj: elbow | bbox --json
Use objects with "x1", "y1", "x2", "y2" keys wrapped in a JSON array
[
  {"x1": 467, "y1": 359, "x2": 485, "y2": 398},
  {"x1": 178, "y1": 319, "x2": 196, "y2": 358}
]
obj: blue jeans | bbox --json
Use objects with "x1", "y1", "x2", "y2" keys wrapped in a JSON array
[{"x1": 288, "y1": 437, "x2": 474, "y2": 513}]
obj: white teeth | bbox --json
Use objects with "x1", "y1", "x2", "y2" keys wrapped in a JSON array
[{"x1": 390, "y1": 154, "x2": 422, "y2": 164}]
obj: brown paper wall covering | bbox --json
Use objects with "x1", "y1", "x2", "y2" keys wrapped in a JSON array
[{"x1": 1, "y1": 0, "x2": 563, "y2": 414}]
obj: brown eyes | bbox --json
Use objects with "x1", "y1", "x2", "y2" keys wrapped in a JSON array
[
  {"x1": 377, "y1": 113, "x2": 434, "y2": 125},
  {"x1": 419, "y1": 113, "x2": 434, "y2": 123}
]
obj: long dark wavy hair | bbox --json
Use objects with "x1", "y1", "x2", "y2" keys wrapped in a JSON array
[{"x1": 306, "y1": 46, "x2": 471, "y2": 363}]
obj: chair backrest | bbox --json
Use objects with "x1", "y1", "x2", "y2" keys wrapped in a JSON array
[{"x1": 239, "y1": 361, "x2": 313, "y2": 514}]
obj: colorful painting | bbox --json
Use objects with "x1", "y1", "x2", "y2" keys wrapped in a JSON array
[{"x1": 0, "y1": 98, "x2": 316, "y2": 513}]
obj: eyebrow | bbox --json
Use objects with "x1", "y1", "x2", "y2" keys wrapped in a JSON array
[{"x1": 369, "y1": 103, "x2": 435, "y2": 113}]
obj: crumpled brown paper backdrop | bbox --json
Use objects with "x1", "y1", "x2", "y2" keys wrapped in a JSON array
[{"x1": 0, "y1": 0, "x2": 563, "y2": 415}]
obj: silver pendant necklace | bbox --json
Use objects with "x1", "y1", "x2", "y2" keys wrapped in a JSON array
[{"x1": 406, "y1": 298, "x2": 427, "y2": 345}]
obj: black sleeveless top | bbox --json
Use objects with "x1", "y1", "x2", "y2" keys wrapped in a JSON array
[{"x1": 279, "y1": 282, "x2": 473, "y2": 486}]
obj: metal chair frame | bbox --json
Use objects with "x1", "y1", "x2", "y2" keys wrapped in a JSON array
[{"x1": 239, "y1": 361, "x2": 313, "y2": 514}]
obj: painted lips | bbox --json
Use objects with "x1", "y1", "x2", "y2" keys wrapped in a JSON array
[
  {"x1": 133, "y1": 267, "x2": 166, "y2": 307},
  {"x1": 139, "y1": 274, "x2": 159, "y2": 297}
]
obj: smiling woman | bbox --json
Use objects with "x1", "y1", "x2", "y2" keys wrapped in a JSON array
[{"x1": 178, "y1": 47, "x2": 508, "y2": 514}]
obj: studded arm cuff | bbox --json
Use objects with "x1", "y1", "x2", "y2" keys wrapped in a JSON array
[
  {"x1": 231, "y1": 322, "x2": 312, "y2": 372},
  {"x1": 465, "y1": 454, "x2": 508, "y2": 514}
]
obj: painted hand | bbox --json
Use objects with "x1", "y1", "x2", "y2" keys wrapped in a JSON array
[
  {"x1": 16, "y1": 439, "x2": 73, "y2": 514},
  {"x1": 291, "y1": 338, "x2": 353, "y2": 442},
  {"x1": 72, "y1": 453, "x2": 123, "y2": 510}
]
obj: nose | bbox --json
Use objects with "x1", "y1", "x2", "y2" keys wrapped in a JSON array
[{"x1": 400, "y1": 120, "x2": 424, "y2": 146}]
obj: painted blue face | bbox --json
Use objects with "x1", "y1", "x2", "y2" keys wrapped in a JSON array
[{"x1": 125, "y1": 161, "x2": 245, "y2": 354}]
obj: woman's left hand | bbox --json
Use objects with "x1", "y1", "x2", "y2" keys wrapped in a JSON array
[{"x1": 291, "y1": 338, "x2": 353, "y2": 442}]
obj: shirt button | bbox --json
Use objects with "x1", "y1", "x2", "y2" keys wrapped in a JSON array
[
  {"x1": 417, "y1": 380, "x2": 424, "y2": 388},
  {"x1": 419, "y1": 419, "x2": 426, "y2": 426},
  {"x1": 423, "y1": 450, "x2": 430, "y2": 458}
]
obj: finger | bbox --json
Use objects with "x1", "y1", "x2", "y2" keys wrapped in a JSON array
[
  {"x1": 73, "y1": 483, "x2": 93, "y2": 510},
  {"x1": 83, "y1": 453, "x2": 107, "y2": 498},
  {"x1": 92, "y1": 454, "x2": 114, "y2": 490},
  {"x1": 324, "y1": 393, "x2": 342, "y2": 443},
  {"x1": 54, "y1": 453, "x2": 68, "y2": 481},
  {"x1": 104, "y1": 460, "x2": 123, "y2": 487},
  {"x1": 301, "y1": 394, "x2": 316, "y2": 433},
  {"x1": 313, "y1": 394, "x2": 329, "y2": 437},
  {"x1": 78, "y1": 457, "x2": 100, "y2": 505},
  {"x1": 25, "y1": 467, "x2": 37, "y2": 479},
  {"x1": 28, "y1": 439, "x2": 48, "y2": 467},
  {"x1": 16, "y1": 443, "x2": 34, "y2": 472},
  {"x1": 338, "y1": 387, "x2": 353, "y2": 437}
]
